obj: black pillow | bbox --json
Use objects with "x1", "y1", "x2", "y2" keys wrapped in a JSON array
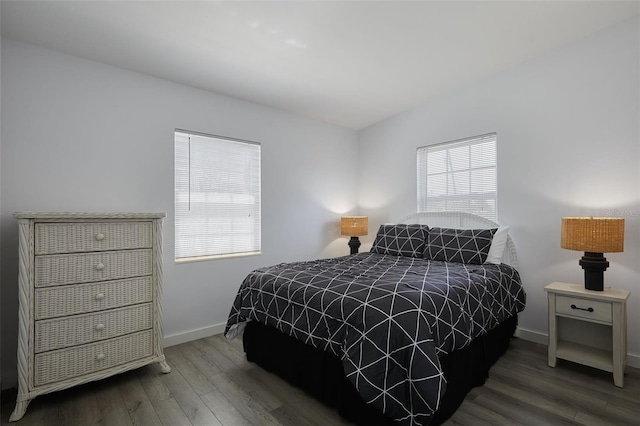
[
  {"x1": 424, "y1": 227, "x2": 497, "y2": 264},
  {"x1": 370, "y1": 224, "x2": 429, "y2": 258}
]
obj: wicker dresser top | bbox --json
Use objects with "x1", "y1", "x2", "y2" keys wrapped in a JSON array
[{"x1": 14, "y1": 212, "x2": 166, "y2": 220}]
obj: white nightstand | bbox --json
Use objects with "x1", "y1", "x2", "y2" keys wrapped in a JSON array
[{"x1": 545, "y1": 282, "x2": 629, "y2": 387}]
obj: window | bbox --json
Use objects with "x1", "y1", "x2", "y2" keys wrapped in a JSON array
[
  {"x1": 417, "y1": 133, "x2": 497, "y2": 221},
  {"x1": 175, "y1": 130, "x2": 261, "y2": 262}
]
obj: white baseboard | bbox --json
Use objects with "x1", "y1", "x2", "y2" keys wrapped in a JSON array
[
  {"x1": 514, "y1": 326, "x2": 548, "y2": 345},
  {"x1": 516, "y1": 326, "x2": 640, "y2": 369},
  {"x1": 163, "y1": 323, "x2": 226, "y2": 348}
]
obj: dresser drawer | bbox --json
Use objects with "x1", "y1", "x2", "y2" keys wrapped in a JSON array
[
  {"x1": 35, "y1": 276, "x2": 153, "y2": 320},
  {"x1": 34, "y1": 330, "x2": 154, "y2": 387},
  {"x1": 35, "y1": 303, "x2": 153, "y2": 353},
  {"x1": 556, "y1": 295, "x2": 612, "y2": 323},
  {"x1": 35, "y1": 249, "x2": 152, "y2": 287},
  {"x1": 35, "y1": 222, "x2": 153, "y2": 255}
]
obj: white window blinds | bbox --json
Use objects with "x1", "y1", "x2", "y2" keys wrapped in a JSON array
[
  {"x1": 175, "y1": 130, "x2": 261, "y2": 261},
  {"x1": 417, "y1": 133, "x2": 497, "y2": 221}
]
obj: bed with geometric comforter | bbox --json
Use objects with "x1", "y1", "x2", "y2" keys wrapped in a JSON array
[{"x1": 225, "y1": 246, "x2": 525, "y2": 425}]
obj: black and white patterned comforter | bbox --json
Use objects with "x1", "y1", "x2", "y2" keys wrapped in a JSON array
[{"x1": 225, "y1": 252, "x2": 526, "y2": 425}]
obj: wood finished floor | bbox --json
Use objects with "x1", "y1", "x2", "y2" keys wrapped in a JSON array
[{"x1": 2, "y1": 336, "x2": 638, "y2": 426}]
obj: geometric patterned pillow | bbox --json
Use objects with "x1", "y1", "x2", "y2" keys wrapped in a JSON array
[
  {"x1": 371, "y1": 224, "x2": 429, "y2": 258},
  {"x1": 424, "y1": 227, "x2": 497, "y2": 264}
]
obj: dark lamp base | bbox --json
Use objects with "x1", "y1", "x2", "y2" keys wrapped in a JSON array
[
  {"x1": 579, "y1": 252, "x2": 609, "y2": 291},
  {"x1": 348, "y1": 236, "x2": 361, "y2": 255}
]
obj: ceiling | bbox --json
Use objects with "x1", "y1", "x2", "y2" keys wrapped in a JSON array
[{"x1": 2, "y1": 1, "x2": 638, "y2": 130}]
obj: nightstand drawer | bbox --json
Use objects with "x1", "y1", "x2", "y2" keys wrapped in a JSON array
[
  {"x1": 35, "y1": 222, "x2": 152, "y2": 255},
  {"x1": 556, "y1": 295, "x2": 612, "y2": 323}
]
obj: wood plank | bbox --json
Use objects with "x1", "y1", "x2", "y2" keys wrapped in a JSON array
[
  {"x1": 158, "y1": 364, "x2": 222, "y2": 426},
  {"x1": 164, "y1": 345, "x2": 216, "y2": 395},
  {"x1": 136, "y1": 364, "x2": 172, "y2": 403},
  {"x1": 117, "y1": 372, "x2": 164, "y2": 426},
  {"x1": 490, "y1": 362, "x2": 608, "y2": 417},
  {"x1": 466, "y1": 383, "x2": 578, "y2": 425},
  {"x1": 249, "y1": 365, "x2": 350, "y2": 426},
  {"x1": 34, "y1": 383, "x2": 103, "y2": 426},
  {"x1": 269, "y1": 404, "x2": 314, "y2": 426},
  {"x1": 207, "y1": 372, "x2": 282, "y2": 426},
  {"x1": 199, "y1": 388, "x2": 253, "y2": 426},
  {"x1": 445, "y1": 401, "x2": 507, "y2": 426},
  {"x1": 206, "y1": 334, "x2": 253, "y2": 370},
  {"x1": 92, "y1": 375, "x2": 135, "y2": 426},
  {"x1": 154, "y1": 397, "x2": 193, "y2": 426},
  {"x1": 178, "y1": 340, "x2": 224, "y2": 378},
  {"x1": 483, "y1": 373, "x2": 579, "y2": 421},
  {"x1": 226, "y1": 368, "x2": 283, "y2": 411},
  {"x1": 199, "y1": 336, "x2": 245, "y2": 372}
]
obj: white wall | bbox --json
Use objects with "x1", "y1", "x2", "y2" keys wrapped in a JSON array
[
  {"x1": 358, "y1": 17, "x2": 640, "y2": 361},
  {"x1": 0, "y1": 39, "x2": 359, "y2": 384}
]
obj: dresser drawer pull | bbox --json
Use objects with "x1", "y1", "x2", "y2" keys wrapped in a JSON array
[
  {"x1": 95, "y1": 233, "x2": 105, "y2": 241},
  {"x1": 96, "y1": 353, "x2": 105, "y2": 361},
  {"x1": 95, "y1": 323, "x2": 105, "y2": 331},
  {"x1": 571, "y1": 304, "x2": 594, "y2": 313},
  {"x1": 95, "y1": 293, "x2": 105, "y2": 300},
  {"x1": 95, "y1": 263, "x2": 105, "y2": 271}
]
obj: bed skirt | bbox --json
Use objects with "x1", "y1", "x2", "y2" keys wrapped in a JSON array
[{"x1": 243, "y1": 315, "x2": 518, "y2": 425}]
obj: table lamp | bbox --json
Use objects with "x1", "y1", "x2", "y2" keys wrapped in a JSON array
[
  {"x1": 561, "y1": 217, "x2": 624, "y2": 291},
  {"x1": 341, "y1": 216, "x2": 368, "y2": 254}
]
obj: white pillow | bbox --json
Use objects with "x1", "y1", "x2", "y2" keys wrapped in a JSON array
[{"x1": 484, "y1": 226, "x2": 509, "y2": 265}]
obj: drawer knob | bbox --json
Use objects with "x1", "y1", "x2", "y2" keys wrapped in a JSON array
[
  {"x1": 96, "y1": 353, "x2": 105, "y2": 361},
  {"x1": 95, "y1": 323, "x2": 105, "y2": 331},
  {"x1": 95, "y1": 263, "x2": 105, "y2": 271},
  {"x1": 571, "y1": 304, "x2": 594, "y2": 313},
  {"x1": 95, "y1": 233, "x2": 105, "y2": 241},
  {"x1": 95, "y1": 293, "x2": 105, "y2": 300}
]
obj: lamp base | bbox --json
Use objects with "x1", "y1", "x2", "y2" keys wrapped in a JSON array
[
  {"x1": 579, "y1": 252, "x2": 609, "y2": 291},
  {"x1": 348, "y1": 236, "x2": 361, "y2": 255}
]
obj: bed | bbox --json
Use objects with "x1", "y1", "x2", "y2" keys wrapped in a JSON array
[{"x1": 225, "y1": 211, "x2": 526, "y2": 425}]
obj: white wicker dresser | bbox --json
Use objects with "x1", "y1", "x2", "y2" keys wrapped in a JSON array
[{"x1": 10, "y1": 212, "x2": 171, "y2": 422}]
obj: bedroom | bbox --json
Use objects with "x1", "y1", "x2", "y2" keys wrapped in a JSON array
[{"x1": 0, "y1": 1, "x2": 638, "y2": 425}]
